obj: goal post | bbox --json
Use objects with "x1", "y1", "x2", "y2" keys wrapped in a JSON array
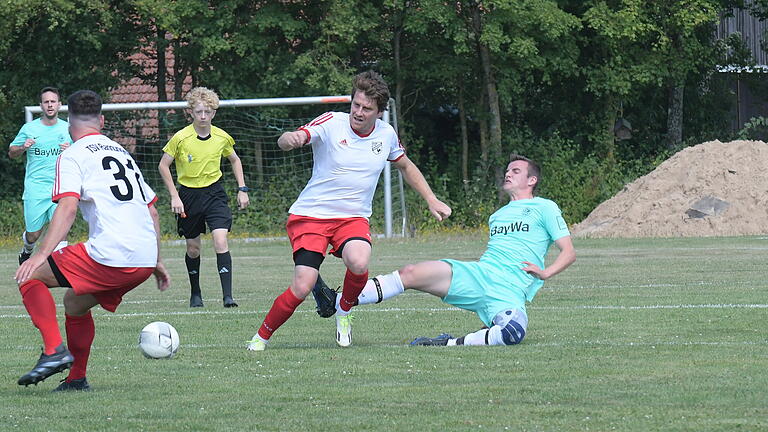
[{"x1": 24, "y1": 96, "x2": 407, "y2": 238}]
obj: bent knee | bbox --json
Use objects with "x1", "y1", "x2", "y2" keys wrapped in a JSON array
[{"x1": 500, "y1": 319, "x2": 526, "y2": 345}]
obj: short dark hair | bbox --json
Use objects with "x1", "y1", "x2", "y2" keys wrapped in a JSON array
[
  {"x1": 351, "y1": 71, "x2": 390, "y2": 112},
  {"x1": 510, "y1": 153, "x2": 541, "y2": 193},
  {"x1": 67, "y1": 90, "x2": 102, "y2": 117},
  {"x1": 39, "y1": 86, "x2": 60, "y2": 101}
]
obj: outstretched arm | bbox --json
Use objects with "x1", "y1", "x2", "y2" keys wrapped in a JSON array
[
  {"x1": 392, "y1": 155, "x2": 452, "y2": 221},
  {"x1": 522, "y1": 235, "x2": 576, "y2": 280},
  {"x1": 277, "y1": 130, "x2": 308, "y2": 151},
  {"x1": 15, "y1": 196, "x2": 78, "y2": 283}
]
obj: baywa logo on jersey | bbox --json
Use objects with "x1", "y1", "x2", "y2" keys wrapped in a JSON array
[
  {"x1": 31, "y1": 147, "x2": 62, "y2": 157},
  {"x1": 490, "y1": 221, "x2": 530, "y2": 236},
  {"x1": 371, "y1": 141, "x2": 383, "y2": 155}
]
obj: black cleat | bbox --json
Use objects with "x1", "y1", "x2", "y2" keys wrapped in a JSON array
[
  {"x1": 53, "y1": 377, "x2": 90, "y2": 392},
  {"x1": 189, "y1": 294, "x2": 203, "y2": 308},
  {"x1": 312, "y1": 274, "x2": 338, "y2": 318},
  {"x1": 18, "y1": 344, "x2": 74, "y2": 386},
  {"x1": 223, "y1": 296, "x2": 238, "y2": 308},
  {"x1": 409, "y1": 333, "x2": 454, "y2": 346},
  {"x1": 19, "y1": 250, "x2": 32, "y2": 265}
]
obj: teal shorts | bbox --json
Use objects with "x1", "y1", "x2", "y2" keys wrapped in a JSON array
[
  {"x1": 441, "y1": 259, "x2": 526, "y2": 327},
  {"x1": 24, "y1": 197, "x2": 57, "y2": 232}
]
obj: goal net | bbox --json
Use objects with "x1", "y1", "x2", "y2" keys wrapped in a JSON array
[{"x1": 25, "y1": 96, "x2": 407, "y2": 237}]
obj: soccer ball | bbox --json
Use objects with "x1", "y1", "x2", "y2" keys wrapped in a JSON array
[{"x1": 138, "y1": 321, "x2": 180, "y2": 359}]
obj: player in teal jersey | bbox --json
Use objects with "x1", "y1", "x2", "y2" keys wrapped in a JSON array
[
  {"x1": 313, "y1": 154, "x2": 576, "y2": 346},
  {"x1": 9, "y1": 87, "x2": 71, "y2": 265}
]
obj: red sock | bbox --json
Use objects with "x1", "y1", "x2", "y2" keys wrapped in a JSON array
[
  {"x1": 258, "y1": 288, "x2": 303, "y2": 340},
  {"x1": 339, "y1": 269, "x2": 368, "y2": 312},
  {"x1": 19, "y1": 280, "x2": 62, "y2": 355},
  {"x1": 65, "y1": 312, "x2": 95, "y2": 381}
]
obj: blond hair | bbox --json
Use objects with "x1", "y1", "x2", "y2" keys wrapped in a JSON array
[{"x1": 185, "y1": 87, "x2": 220, "y2": 110}]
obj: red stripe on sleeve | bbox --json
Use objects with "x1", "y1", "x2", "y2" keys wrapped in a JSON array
[
  {"x1": 307, "y1": 112, "x2": 333, "y2": 127},
  {"x1": 52, "y1": 192, "x2": 80, "y2": 203}
]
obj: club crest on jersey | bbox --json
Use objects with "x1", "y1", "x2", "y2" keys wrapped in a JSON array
[
  {"x1": 371, "y1": 141, "x2": 383, "y2": 155},
  {"x1": 187, "y1": 154, "x2": 193, "y2": 162}
]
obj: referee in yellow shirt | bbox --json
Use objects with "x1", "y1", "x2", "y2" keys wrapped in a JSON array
[{"x1": 159, "y1": 87, "x2": 249, "y2": 308}]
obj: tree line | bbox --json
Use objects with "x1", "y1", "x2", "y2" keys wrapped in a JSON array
[{"x1": 1, "y1": 0, "x2": 765, "y2": 231}]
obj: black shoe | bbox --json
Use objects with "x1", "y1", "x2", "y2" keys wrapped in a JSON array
[
  {"x1": 409, "y1": 333, "x2": 454, "y2": 346},
  {"x1": 53, "y1": 377, "x2": 90, "y2": 392},
  {"x1": 223, "y1": 296, "x2": 238, "y2": 308},
  {"x1": 19, "y1": 250, "x2": 32, "y2": 265},
  {"x1": 312, "y1": 274, "x2": 338, "y2": 318},
  {"x1": 18, "y1": 344, "x2": 75, "y2": 386},
  {"x1": 190, "y1": 294, "x2": 203, "y2": 308}
]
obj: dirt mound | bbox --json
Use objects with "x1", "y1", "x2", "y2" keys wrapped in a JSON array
[{"x1": 571, "y1": 140, "x2": 768, "y2": 238}]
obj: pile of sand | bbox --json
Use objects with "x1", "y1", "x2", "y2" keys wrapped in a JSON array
[{"x1": 571, "y1": 140, "x2": 768, "y2": 238}]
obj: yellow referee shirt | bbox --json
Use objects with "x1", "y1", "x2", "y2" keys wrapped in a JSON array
[{"x1": 163, "y1": 124, "x2": 235, "y2": 188}]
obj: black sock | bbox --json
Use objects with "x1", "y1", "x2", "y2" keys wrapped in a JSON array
[
  {"x1": 217, "y1": 251, "x2": 233, "y2": 298},
  {"x1": 185, "y1": 254, "x2": 201, "y2": 296}
]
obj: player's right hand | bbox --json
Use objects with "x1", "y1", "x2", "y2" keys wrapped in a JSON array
[
  {"x1": 15, "y1": 253, "x2": 45, "y2": 284},
  {"x1": 170, "y1": 196, "x2": 184, "y2": 216},
  {"x1": 23, "y1": 138, "x2": 35, "y2": 149}
]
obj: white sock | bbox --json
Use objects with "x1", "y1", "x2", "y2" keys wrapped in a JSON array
[
  {"x1": 462, "y1": 328, "x2": 491, "y2": 345},
  {"x1": 21, "y1": 232, "x2": 34, "y2": 253},
  {"x1": 356, "y1": 271, "x2": 405, "y2": 305}
]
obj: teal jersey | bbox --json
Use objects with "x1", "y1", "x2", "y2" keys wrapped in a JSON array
[
  {"x1": 10, "y1": 118, "x2": 70, "y2": 199},
  {"x1": 479, "y1": 197, "x2": 570, "y2": 305}
]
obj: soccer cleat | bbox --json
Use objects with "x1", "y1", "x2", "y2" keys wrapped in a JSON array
[
  {"x1": 246, "y1": 335, "x2": 266, "y2": 351},
  {"x1": 335, "y1": 314, "x2": 353, "y2": 347},
  {"x1": 18, "y1": 344, "x2": 75, "y2": 386},
  {"x1": 312, "y1": 274, "x2": 338, "y2": 318},
  {"x1": 18, "y1": 250, "x2": 32, "y2": 265},
  {"x1": 223, "y1": 296, "x2": 238, "y2": 308},
  {"x1": 189, "y1": 294, "x2": 204, "y2": 308},
  {"x1": 53, "y1": 377, "x2": 90, "y2": 392},
  {"x1": 409, "y1": 333, "x2": 454, "y2": 346}
]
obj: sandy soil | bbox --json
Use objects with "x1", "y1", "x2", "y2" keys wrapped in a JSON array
[{"x1": 571, "y1": 140, "x2": 768, "y2": 238}]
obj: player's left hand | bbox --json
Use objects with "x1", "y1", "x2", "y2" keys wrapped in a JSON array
[
  {"x1": 153, "y1": 261, "x2": 171, "y2": 291},
  {"x1": 428, "y1": 199, "x2": 452, "y2": 221},
  {"x1": 14, "y1": 254, "x2": 46, "y2": 284},
  {"x1": 237, "y1": 191, "x2": 249, "y2": 209},
  {"x1": 521, "y1": 261, "x2": 547, "y2": 280},
  {"x1": 59, "y1": 141, "x2": 70, "y2": 151}
]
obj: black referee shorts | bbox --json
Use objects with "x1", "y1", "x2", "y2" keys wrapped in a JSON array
[{"x1": 177, "y1": 180, "x2": 233, "y2": 239}]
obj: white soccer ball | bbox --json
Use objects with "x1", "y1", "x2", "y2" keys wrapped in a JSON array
[{"x1": 138, "y1": 321, "x2": 180, "y2": 359}]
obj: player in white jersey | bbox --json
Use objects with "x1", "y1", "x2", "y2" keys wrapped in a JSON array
[
  {"x1": 14, "y1": 90, "x2": 170, "y2": 391},
  {"x1": 314, "y1": 155, "x2": 576, "y2": 346},
  {"x1": 248, "y1": 71, "x2": 452, "y2": 351}
]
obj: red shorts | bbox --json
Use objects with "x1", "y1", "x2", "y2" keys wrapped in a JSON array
[
  {"x1": 50, "y1": 243, "x2": 154, "y2": 312},
  {"x1": 286, "y1": 214, "x2": 371, "y2": 257}
]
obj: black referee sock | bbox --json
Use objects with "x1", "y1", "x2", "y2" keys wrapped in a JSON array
[
  {"x1": 185, "y1": 254, "x2": 201, "y2": 296},
  {"x1": 217, "y1": 251, "x2": 233, "y2": 298}
]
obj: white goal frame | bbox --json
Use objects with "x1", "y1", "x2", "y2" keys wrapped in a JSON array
[{"x1": 25, "y1": 95, "x2": 407, "y2": 238}]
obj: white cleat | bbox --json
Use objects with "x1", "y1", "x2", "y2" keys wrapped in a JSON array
[
  {"x1": 335, "y1": 314, "x2": 353, "y2": 347},
  {"x1": 247, "y1": 335, "x2": 267, "y2": 351}
]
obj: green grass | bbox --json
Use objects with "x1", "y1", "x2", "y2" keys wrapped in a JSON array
[{"x1": 1, "y1": 234, "x2": 767, "y2": 431}]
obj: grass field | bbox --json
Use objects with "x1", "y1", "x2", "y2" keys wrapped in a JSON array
[{"x1": 1, "y1": 234, "x2": 767, "y2": 431}]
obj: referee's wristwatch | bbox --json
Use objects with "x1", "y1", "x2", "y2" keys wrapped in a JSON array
[{"x1": 237, "y1": 186, "x2": 250, "y2": 192}]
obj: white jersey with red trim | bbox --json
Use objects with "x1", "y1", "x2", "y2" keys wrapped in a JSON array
[
  {"x1": 289, "y1": 111, "x2": 405, "y2": 219},
  {"x1": 52, "y1": 134, "x2": 159, "y2": 267}
]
